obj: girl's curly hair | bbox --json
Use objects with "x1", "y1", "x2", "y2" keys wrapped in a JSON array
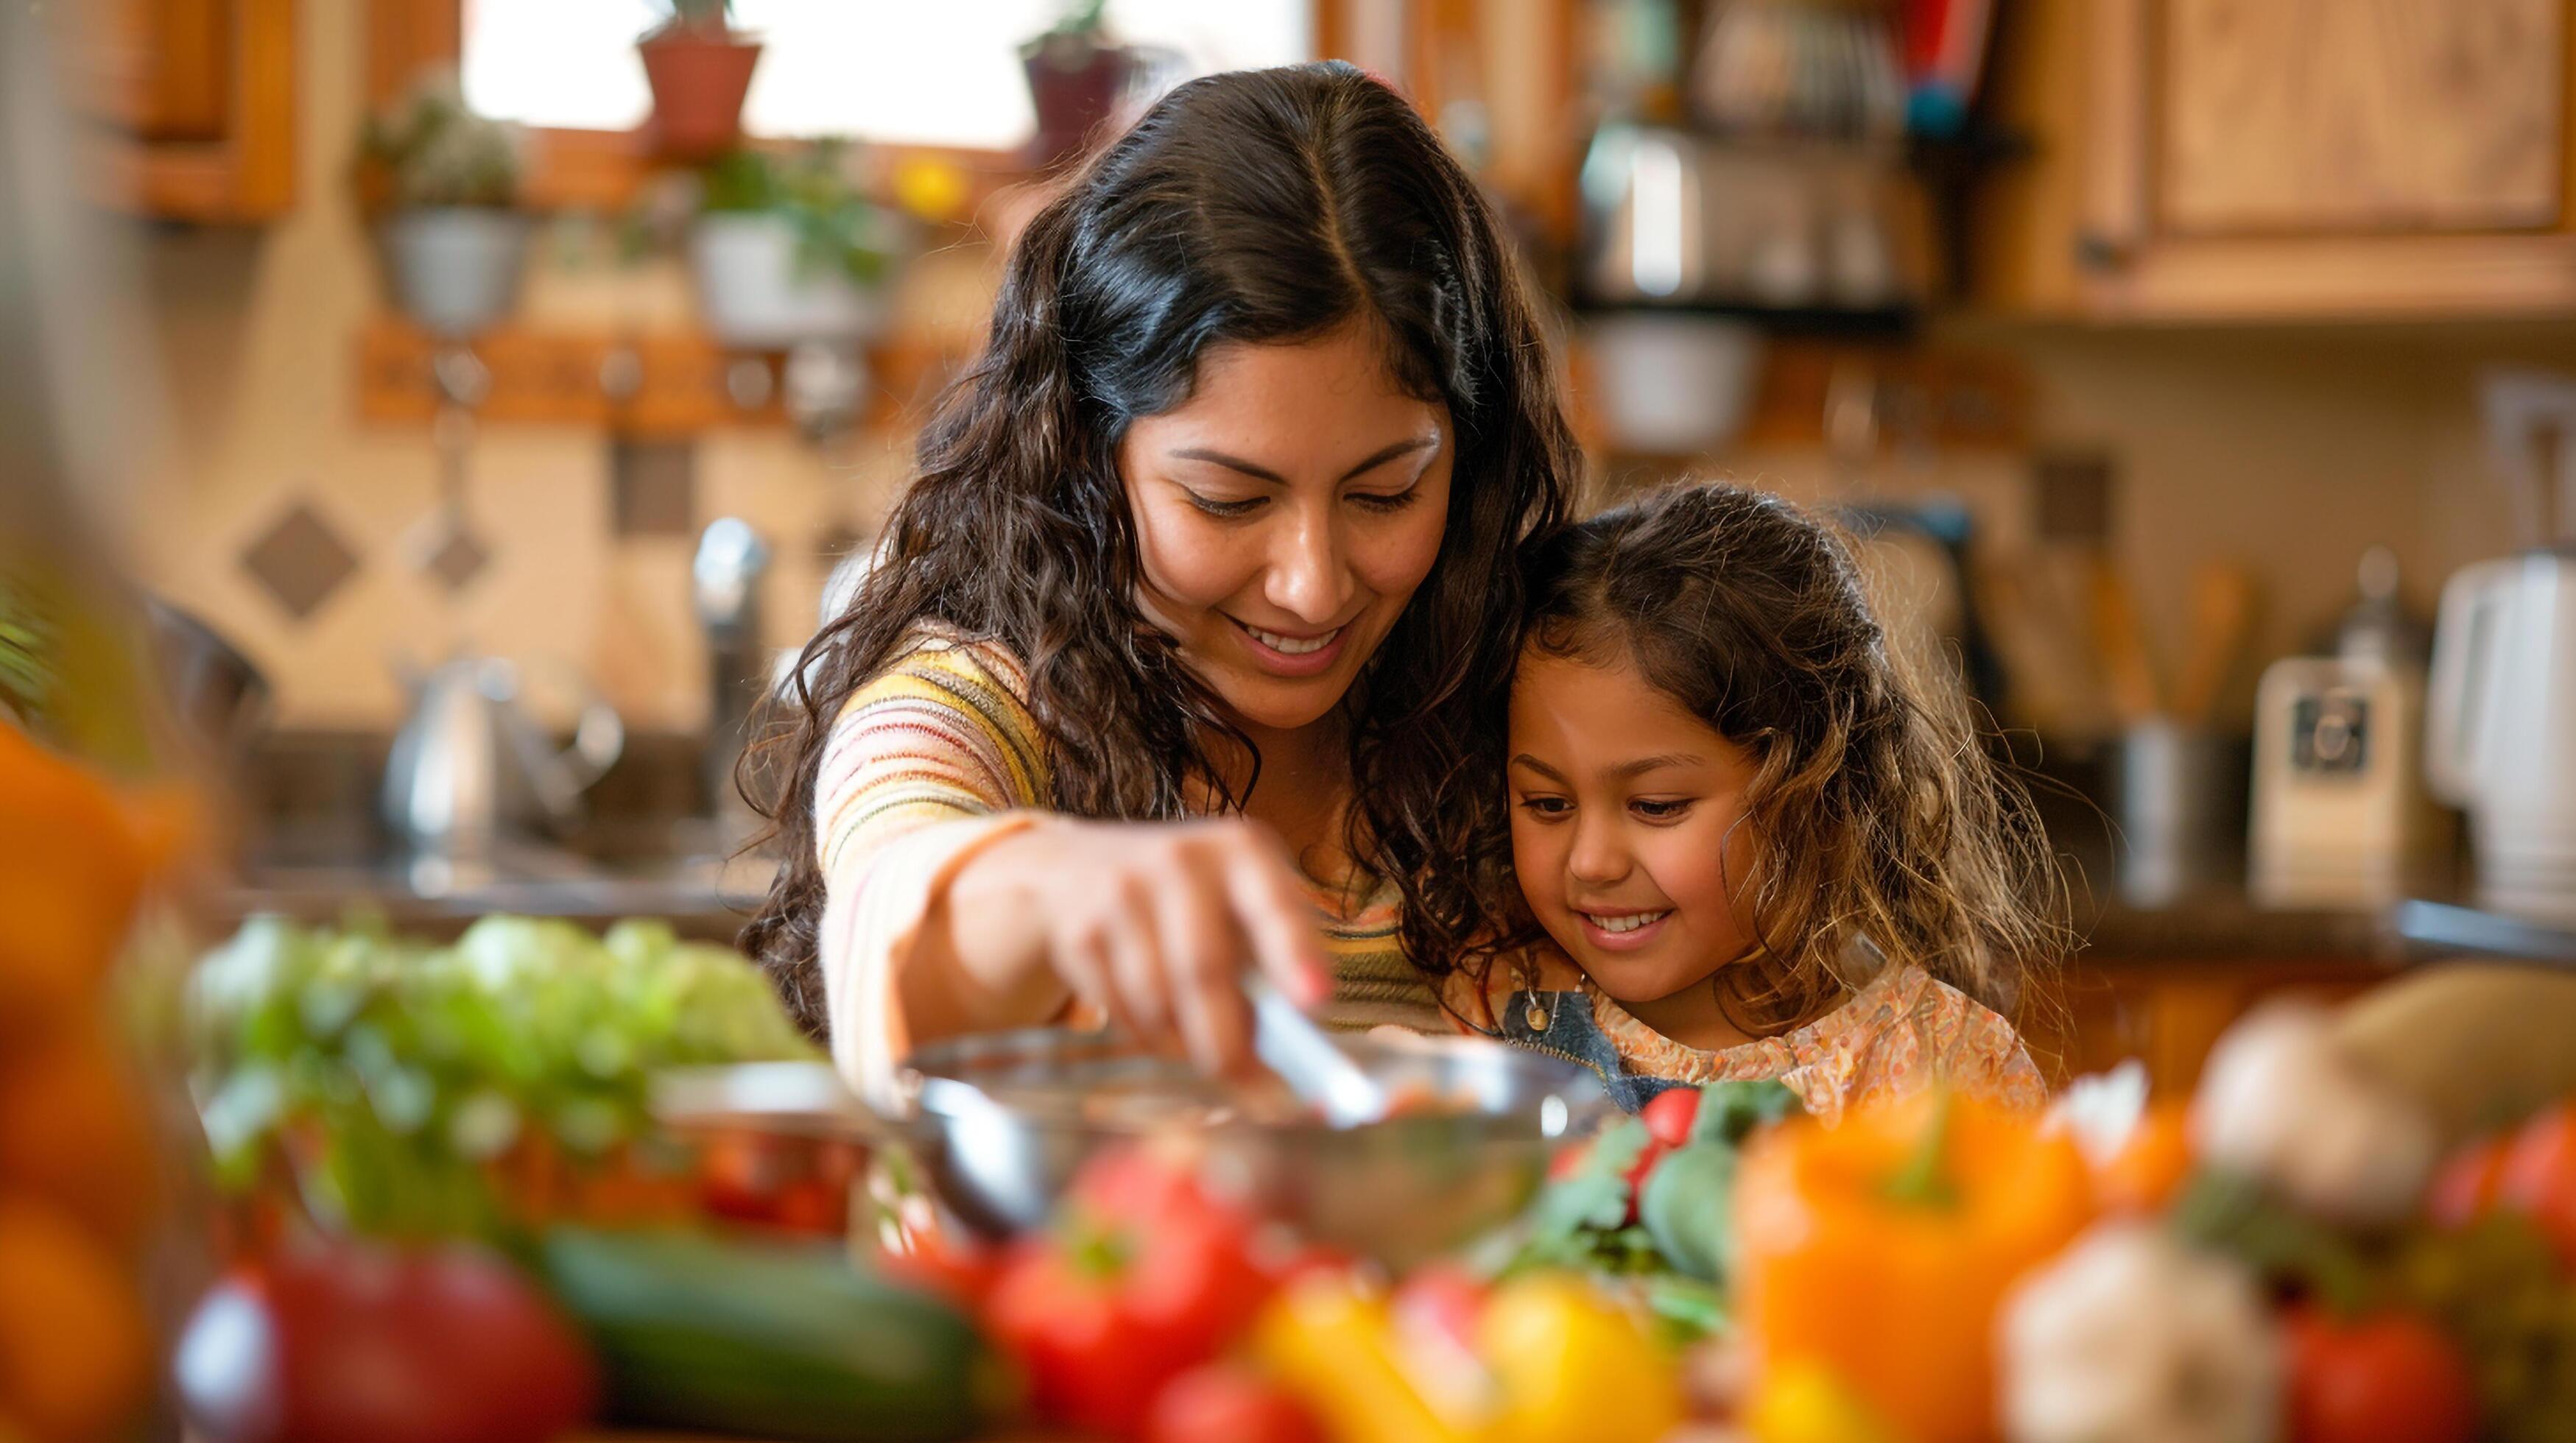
[
  {"x1": 739, "y1": 63, "x2": 1577, "y2": 1028},
  {"x1": 1434, "y1": 483, "x2": 2070, "y2": 1034}
]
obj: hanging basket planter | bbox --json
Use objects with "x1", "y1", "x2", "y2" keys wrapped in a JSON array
[{"x1": 379, "y1": 208, "x2": 535, "y2": 339}]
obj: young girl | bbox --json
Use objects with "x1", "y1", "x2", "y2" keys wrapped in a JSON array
[{"x1": 1440, "y1": 484, "x2": 2068, "y2": 1120}]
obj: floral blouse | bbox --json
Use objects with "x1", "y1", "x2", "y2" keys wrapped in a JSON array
[{"x1": 1441, "y1": 944, "x2": 2047, "y2": 1121}]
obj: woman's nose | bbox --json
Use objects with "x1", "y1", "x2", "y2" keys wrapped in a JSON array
[
  {"x1": 1566, "y1": 816, "x2": 1629, "y2": 886},
  {"x1": 1263, "y1": 504, "x2": 1355, "y2": 625}
]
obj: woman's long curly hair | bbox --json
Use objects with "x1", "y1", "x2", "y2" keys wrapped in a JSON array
[
  {"x1": 1445, "y1": 484, "x2": 2069, "y2": 1034},
  {"x1": 742, "y1": 63, "x2": 1578, "y2": 1029}
]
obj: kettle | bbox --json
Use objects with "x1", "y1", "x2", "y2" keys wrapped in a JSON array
[
  {"x1": 2426, "y1": 548, "x2": 2576, "y2": 925},
  {"x1": 381, "y1": 655, "x2": 624, "y2": 855}
]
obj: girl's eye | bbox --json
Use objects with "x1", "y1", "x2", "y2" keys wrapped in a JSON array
[
  {"x1": 1630, "y1": 798, "x2": 1694, "y2": 821},
  {"x1": 1517, "y1": 795, "x2": 1572, "y2": 819},
  {"x1": 1183, "y1": 491, "x2": 1267, "y2": 519},
  {"x1": 1348, "y1": 485, "x2": 1423, "y2": 514}
]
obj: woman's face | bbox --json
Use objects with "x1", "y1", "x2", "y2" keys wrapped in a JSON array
[
  {"x1": 1507, "y1": 647, "x2": 1763, "y2": 1007},
  {"x1": 1119, "y1": 322, "x2": 1454, "y2": 735}
]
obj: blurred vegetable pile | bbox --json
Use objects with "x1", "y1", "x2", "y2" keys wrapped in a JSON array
[{"x1": 189, "y1": 914, "x2": 817, "y2": 1239}]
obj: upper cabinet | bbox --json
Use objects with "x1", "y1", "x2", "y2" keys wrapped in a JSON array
[
  {"x1": 60, "y1": 0, "x2": 298, "y2": 223},
  {"x1": 1979, "y1": 0, "x2": 2576, "y2": 320}
]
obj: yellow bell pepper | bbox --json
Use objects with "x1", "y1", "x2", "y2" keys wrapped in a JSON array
[
  {"x1": 1734, "y1": 1093, "x2": 2094, "y2": 1443},
  {"x1": 1253, "y1": 1272, "x2": 1684, "y2": 1443},
  {"x1": 1747, "y1": 1362, "x2": 1904, "y2": 1443}
]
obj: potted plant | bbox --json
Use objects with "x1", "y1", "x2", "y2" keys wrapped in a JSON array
[
  {"x1": 689, "y1": 142, "x2": 900, "y2": 350},
  {"x1": 1021, "y1": 0, "x2": 1141, "y2": 168},
  {"x1": 359, "y1": 74, "x2": 531, "y2": 338},
  {"x1": 639, "y1": 0, "x2": 763, "y2": 160}
]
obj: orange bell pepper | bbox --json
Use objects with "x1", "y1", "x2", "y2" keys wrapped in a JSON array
[{"x1": 1734, "y1": 1093, "x2": 2094, "y2": 1443}]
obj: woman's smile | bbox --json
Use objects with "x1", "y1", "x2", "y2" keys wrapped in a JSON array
[{"x1": 1121, "y1": 322, "x2": 1454, "y2": 735}]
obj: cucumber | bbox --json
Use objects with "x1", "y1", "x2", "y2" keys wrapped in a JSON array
[{"x1": 538, "y1": 1227, "x2": 1012, "y2": 1442}]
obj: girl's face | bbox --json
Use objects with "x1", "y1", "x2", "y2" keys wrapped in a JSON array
[
  {"x1": 1119, "y1": 322, "x2": 1454, "y2": 736},
  {"x1": 1507, "y1": 647, "x2": 1762, "y2": 1006}
]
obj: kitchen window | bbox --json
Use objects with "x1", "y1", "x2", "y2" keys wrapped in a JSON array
[{"x1": 458, "y1": 0, "x2": 1313, "y2": 153}]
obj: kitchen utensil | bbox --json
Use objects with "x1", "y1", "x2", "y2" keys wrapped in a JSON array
[
  {"x1": 890, "y1": 1027, "x2": 1611, "y2": 1268},
  {"x1": 2172, "y1": 562, "x2": 2256, "y2": 724},
  {"x1": 1580, "y1": 312, "x2": 1763, "y2": 454},
  {"x1": 381, "y1": 654, "x2": 624, "y2": 855},
  {"x1": 694, "y1": 517, "x2": 770, "y2": 830},
  {"x1": 2250, "y1": 655, "x2": 2448, "y2": 909},
  {"x1": 2114, "y1": 716, "x2": 2245, "y2": 907},
  {"x1": 1245, "y1": 977, "x2": 1390, "y2": 1129},
  {"x1": 2426, "y1": 546, "x2": 2576, "y2": 925},
  {"x1": 144, "y1": 597, "x2": 271, "y2": 756},
  {"x1": 2390, "y1": 900, "x2": 2576, "y2": 965},
  {"x1": 2088, "y1": 562, "x2": 2162, "y2": 726}
]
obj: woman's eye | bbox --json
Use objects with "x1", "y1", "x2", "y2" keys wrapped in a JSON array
[
  {"x1": 1630, "y1": 798, "x2": 1694, "y2": 821},
  {"x1": 1183, "y1": 491, "x2": 1267, "y2": 519},
  {"x1": 1517, "y1": 795, "x2": 1572, "y2": 819},
  {"x1": 1348, "y1": 486, "x2": 1423, "y2": 514}
]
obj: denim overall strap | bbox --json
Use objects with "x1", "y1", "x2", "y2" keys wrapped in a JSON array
[{"x1": 1492, "y1": 987, "x2": 1687, "y2": 1114}]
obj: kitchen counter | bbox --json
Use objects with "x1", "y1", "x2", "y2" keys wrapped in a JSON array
[{"x1": 214, "y1": 847, "x2": 775, "y2": 945}]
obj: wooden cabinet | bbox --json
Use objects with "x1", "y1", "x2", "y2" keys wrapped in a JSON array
[
  {"x1": 1979, "y1": 0, "x2": 2576, "y2": 320},
  {"x1": 2021, "y1": 956, "x2": 2387, "y2": 1096},
  {"x1": 60, "y1": 0, "x2": 297, "y2": 222}
]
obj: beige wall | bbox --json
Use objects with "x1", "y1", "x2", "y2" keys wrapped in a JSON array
[{"x1": 112, "y1": 0, "x2": 2575, "y2": 735}]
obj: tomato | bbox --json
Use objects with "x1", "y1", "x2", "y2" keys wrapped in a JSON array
[
  {"x1": 874, "y1": 1227, "x2": 1002, "y2": 1313},
  {"x1": 982, "y1": 1147, "x2": 1281, "y2": 1437},
  {"x1": 1547, "y1": 1139, "x2": 1593, "y2": 1184},
  {"x1": 2285, "y1": 1308, "x2": 2477, "y2": 1443},
  {"x1": 1392, "y1": 1261, "x2": 1491, "y2": 1355},
  {"x1": 175, "y1": 1240, "x2": 597, "y2": 1443},
  {"x1": 1623, "y1": 1142, "x2": 1665, "y2": 1226},
  {"x1": 2495, "y1": 1104, "x2": 2576, "y2": 1268},
  {"x1": 1641, "y1": 1087, "x2": 1703, "y2": 1150},
  {"x1": 1144, "y1": 1363, "x2": 1324, "y2": 1443},
  {"x1": 2425, "y1": 1135, "x2": 2510, "y2": 1229}
]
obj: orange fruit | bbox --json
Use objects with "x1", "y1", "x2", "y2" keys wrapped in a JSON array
[
  {"x1": 0, "y1": 726, "x2": 152, "y2": 1038},
  {"x1": 0, "y1": 1196, "x2": 151, "y2": 1439},
  {"x1": 2095, "y1": 1101, "x2": 2195, "y2": 1214},
  {"x1": 0, "y1": 1015, "x2": 160, "y2": 1249}
]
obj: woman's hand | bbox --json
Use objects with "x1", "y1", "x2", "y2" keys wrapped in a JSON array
[{"x1": 924, "y1": 816, "x2": 1336, "y2": 1073}]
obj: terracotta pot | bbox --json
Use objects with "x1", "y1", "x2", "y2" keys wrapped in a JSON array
[
  {"x1": 1021, "y1": 35, "x2": 1138, "y2": 167},
  {"x1": 639, "y1": 29, "x2": 764, "y2": 160}
]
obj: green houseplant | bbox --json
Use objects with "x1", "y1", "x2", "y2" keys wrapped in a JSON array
[
  {"x1": 359, "y1": 73, "x2": 532, "y2": 337},
  {"x1": 689, "y1": 142, "x2": 900, "y2": 350},
  {"x1": 638, "y1": 0, "x2": 762, "y2": 160}
]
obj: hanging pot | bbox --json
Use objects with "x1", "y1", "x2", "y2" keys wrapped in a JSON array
[
  {"x1": 689, "y1": 212, "x2": 882, "y2": 350},
  {"x1": 379, "y1": 207, "x2": 533, "y2": 338},
  {"x1": 639, "y1": 29, "x2": 764, "y2": 160}
]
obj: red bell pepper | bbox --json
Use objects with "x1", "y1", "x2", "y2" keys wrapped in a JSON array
[{"x1": 982, "y1": 1147, "x2": 1284, "y2": 1438}]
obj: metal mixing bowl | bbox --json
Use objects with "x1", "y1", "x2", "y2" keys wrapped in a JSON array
[{"x1": 889, "y1": 1027, "x2": 1613, "y2": 1269}]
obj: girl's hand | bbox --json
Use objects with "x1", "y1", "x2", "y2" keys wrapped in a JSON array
[{"x1": 950, "y1": 816, "x2": 1336, "y2": 1074}]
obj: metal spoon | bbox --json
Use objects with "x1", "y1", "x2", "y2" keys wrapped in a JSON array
[{"x1": 1245, "y1": 976, "x2": 1390, "y2": 1128}]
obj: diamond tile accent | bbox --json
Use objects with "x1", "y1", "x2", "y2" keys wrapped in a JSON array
[
  {"x1": 611, "y1": 439, "x2": 697, "y2": 538},
  {"x1": 422, "y1": 525, "x2": 491, "y2": 592},
  {"x1": 240, "y1": 501, "x2": 360, "y2": 621}
]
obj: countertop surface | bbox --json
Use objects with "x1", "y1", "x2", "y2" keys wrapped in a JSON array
[{"x1": 214, "y1": 847, "x2": 2460, "y2": 967}]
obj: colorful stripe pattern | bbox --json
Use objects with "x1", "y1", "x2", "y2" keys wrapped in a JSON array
[{"x1": 814, "y1": 632, "x2": 1441, "y2": 1104}]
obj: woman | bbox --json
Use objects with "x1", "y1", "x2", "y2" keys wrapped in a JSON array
[{"x1": 745, "y1": 62, "x2": 1577, "y2": 1102}]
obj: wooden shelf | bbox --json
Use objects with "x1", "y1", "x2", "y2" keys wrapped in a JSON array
[
  {"x1": 68, "y1": 0, "x2": 298, "y2": 224},
  {"x1": 354, "y1": 316, "x2": 964, "y2": 437},
  {"x1": 356, "y1": 319, "x2": 788, "y2": 434}
]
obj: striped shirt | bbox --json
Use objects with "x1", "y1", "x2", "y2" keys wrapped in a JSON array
[{"x1": 814, "y1": 630, "x2": 1441, "y2": 1105}]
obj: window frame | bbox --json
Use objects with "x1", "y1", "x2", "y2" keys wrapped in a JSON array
[{"x1": 367, "y1": 0, "x2": 1364, "y2": 211}]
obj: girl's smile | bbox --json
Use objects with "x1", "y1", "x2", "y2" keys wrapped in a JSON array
[{"x1": 1507, "y1": 649, "x2": 1764, "y2": 1037}]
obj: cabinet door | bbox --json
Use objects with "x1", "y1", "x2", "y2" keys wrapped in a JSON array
[
  {"x1": 1982, "y1": 0, "x2": 2576, "y2": 318},
  {"x1": 2160, "y1": 0, "x2": 2563, "y2": 236},
  {"x1": 62, "y1": 0, "x2": 295, "y2": 223},
  {"x1": 74, "y1": 0, "x2": 232, "y2": 141}
]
